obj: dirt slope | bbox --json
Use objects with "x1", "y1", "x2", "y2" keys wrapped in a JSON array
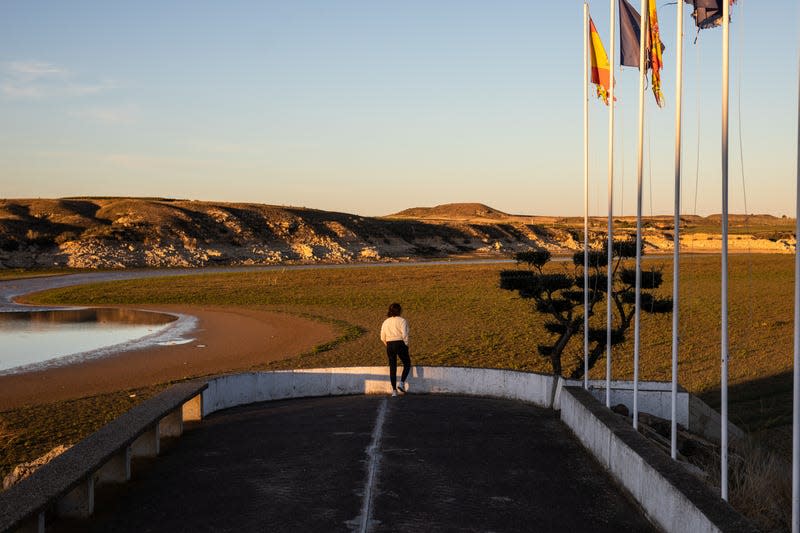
[{"x1": 0, "y1": 198, "x2": 794, "y2": 269}]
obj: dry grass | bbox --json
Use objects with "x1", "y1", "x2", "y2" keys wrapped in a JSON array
[
  {"x1": 731, "y1": 441, "x2": 791, "y2": 532},
  {"x1": 694, "y1": 437, "x2": 792, "y2": 532},
  {"x1": 0, "y1": 269, "x2": 75, "y2": 281},
  {"x1": 0, "y1": 386, "x2": 165, "y2": 481},
  {"x1": 0, "y1": 419, "x2": 11, "y2": 440}
]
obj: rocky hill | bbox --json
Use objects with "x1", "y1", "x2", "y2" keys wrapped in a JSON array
[
  {"x1": 391, "y1": 203, "x2": 512, "y2": 221},
  {"x1": 0, "y1": 198, "x2": 795, "y2": 269}
]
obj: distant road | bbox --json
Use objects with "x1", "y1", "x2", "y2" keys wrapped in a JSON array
[{"x1": 0, "y1": 254, "x2": 676, "y2": 312}]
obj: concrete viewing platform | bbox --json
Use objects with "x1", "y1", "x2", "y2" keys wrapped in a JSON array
[{"x1": 52, "y1": 394, "x2": 655, "y2": 532}]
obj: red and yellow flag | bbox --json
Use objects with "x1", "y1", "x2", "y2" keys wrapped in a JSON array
[
  {"x1": 589, "y1": 18, "x2": 611, "y2": 105},
  {"x1": 647, "y1": 0, "x2": 665, "y2": 107}
]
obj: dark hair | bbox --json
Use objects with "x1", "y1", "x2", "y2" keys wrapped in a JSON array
[{"x1": 387, "y1": 303, "x2": 402, "y2": 317}]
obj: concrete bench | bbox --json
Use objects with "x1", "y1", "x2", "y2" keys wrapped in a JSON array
[{"x1": 0, "y1": 380, "x2": 207, "y2": 533}]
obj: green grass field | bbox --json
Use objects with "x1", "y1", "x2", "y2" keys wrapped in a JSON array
[{"x1": 1, "y1": 255, "x2": 796, "y2": 480}]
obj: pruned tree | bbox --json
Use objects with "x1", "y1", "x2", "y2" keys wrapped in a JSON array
[{"x1": 499, "y1": 239, "x2": 671, "y2": 378}]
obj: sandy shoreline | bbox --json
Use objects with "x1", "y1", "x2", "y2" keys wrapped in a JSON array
[{"x1": 0, "y1": 305, "x2": 336, "y2": 410}]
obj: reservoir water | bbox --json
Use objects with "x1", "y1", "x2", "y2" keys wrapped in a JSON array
[{"x1": 0, "y1": 308, "x2": 179, "y2": 375}]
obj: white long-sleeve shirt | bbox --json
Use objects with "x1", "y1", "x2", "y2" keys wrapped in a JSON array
[{"x1": 380, "y1": 316, "x2": 409, "y2": 345}]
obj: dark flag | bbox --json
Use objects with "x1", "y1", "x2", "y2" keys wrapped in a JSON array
[
  {"x1": 618, "y1": 0, "x2": 665, "y2": 107},
  {"x1": 687, "y1": 0, "x2": 736, "y2": 29},
  {"x1": 619, "y1": 0, "x2": 643, "y2": 67}
]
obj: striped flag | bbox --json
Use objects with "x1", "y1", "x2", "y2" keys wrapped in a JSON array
[
  {"x1": 647, "y1": 0, "x2": 664, "y2": 107},
  {"x1": 589, "y1": 18, "x2": 611, "y2": 105}
]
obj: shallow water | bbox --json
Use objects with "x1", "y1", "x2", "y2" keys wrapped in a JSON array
[{"x1": 0, "y1": 308, "x2": 178, "y2": 374}]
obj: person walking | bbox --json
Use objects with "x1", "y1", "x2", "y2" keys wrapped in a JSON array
[{"x1": 380, "y1": 302, "x2": 411, "y2": 397}]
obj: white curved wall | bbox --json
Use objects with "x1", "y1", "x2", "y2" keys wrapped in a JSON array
[{"x1": 202, "y1": 366, "x2": 557, "y2": 416}]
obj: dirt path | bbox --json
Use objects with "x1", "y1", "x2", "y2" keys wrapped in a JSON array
[{"x1": 0, "y1": 305, "x2": 335, "y2": 409}]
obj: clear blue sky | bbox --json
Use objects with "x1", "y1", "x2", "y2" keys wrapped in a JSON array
[{"x1": 0, "y1": 1, "x2": 796, "y2": 217}]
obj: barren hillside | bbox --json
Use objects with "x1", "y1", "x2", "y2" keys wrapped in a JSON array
[
  {"x1": 391, "y1": 203, "x2": 511, "y2": 221},
  {"x1": 0, "y1": 198, "x2": 795, "y2": 269}
]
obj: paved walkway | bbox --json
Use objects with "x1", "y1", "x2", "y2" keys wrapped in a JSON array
[{"x1": 56, "y1": 395, "x2": 655, "y2": 533}]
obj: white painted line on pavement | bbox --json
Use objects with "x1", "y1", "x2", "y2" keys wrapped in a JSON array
[{"x1": 358, "y1": 398, "x2": 388, "y2": 533}]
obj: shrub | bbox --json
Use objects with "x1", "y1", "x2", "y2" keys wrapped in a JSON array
[{"x1": 25, "y1": 230, "x2": 55, "y2": 248}]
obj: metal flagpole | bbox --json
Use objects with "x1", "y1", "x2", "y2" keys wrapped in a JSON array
[
  {"x1": 606, "y1": 0, "x2": 617, "y2": 409},
  {"x1": 721, "y1": 0, "x2": 731, "y2": 502},
  {"x1": 671, "y1": 0, "x2": 684, "y2": 461},
  {"x1": 793, "y1": 9, "x2": 800, "y2": 528},
  {"x1": 584, "y1": 2, "x2": 590, "y2": 390},
  {"x1": 633, "y1": 0, "x2": 647, "y2": 430}
]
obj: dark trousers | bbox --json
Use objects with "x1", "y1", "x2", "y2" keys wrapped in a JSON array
[{"x1": 386, "y1": 340, "x2": 411, "y2": 388}]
